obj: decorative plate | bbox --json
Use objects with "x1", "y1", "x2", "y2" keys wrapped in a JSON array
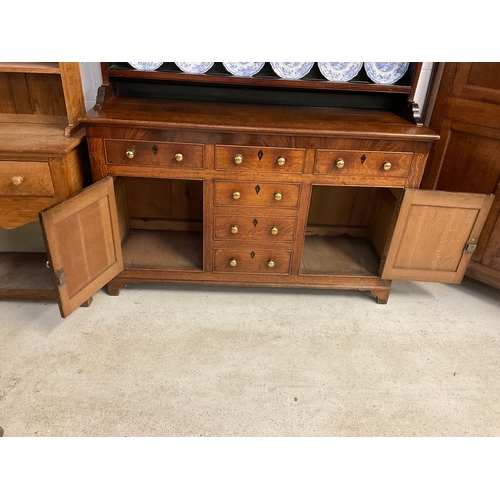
[
  {"x1": 175, "y1": 62, "x2": 214, "y2": 74},
  {"x1": 270, "y1": 62, "x2": 314, "y2": 80},
  {"x1": 128, "y1": 62, "x2": 163, "y2": 71},
  {"x1": 318, "y1": 62, "x2": 363, "y2": 82},
  {"x1": 222, "y1": 62, "x2": 265, "y2": 77},
  {"x1": 364, "y1": 62, "x2": 410, "y2": 84}
]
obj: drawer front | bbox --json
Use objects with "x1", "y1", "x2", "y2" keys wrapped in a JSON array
[
  {"x1": 216, "y1": 145, "x2": 305, "y2": 173},
  {"x1": 214, "y1": 215, "x2": 297, "y2": 242},
  {"x1": 314, "y1": 150, "x2": 413, "y2": 177},
  {"x1": 0, "y1": 161, "x2": 55, "y2": 197},
  {"x1": 214, "y1": 249, "x2": 292, "y2": 274},
  {"x1": 104, "y1": 139, "x2": 204, "y2": 169},
  {"x1": 214, "y1": 181, "x2": 300, "y2": 208}
]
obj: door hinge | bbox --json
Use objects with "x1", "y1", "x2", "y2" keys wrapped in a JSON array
[{"x1": 463, "y1": 239, "x2": 477, "y2": 255}]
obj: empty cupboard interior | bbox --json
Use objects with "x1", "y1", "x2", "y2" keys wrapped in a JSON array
[{"x1": 301, "y1": 186, "x2": 400, "y2": 276}]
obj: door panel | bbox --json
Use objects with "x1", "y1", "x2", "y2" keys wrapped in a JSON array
[
  {"x1": 40, "y1": 177, "x2": 123, "y2": 318},
  {"x1": 382, "y1": 189, "x2": 493, "y2": 283}
]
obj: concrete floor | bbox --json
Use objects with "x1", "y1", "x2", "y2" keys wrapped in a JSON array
[{"x1": 1, "y1": 277, "x2": 499, "y2": 437}]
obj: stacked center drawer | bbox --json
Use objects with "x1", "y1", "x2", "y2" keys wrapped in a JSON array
[{"x1": 213, "y1": 145, "x2": 304, "y2": 275}]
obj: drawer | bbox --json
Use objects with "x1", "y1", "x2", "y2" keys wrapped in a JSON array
[
  {"x1": 214, "y1": 248, "x2": 292, "y2": 274},
  {"x1": 0, "y1": 161, "x2": 55, "y2": 197},
  {"x1": 214, "y1": 215, "x2": 297, "y2": 242},
  {"x1": 104, "y1": 139, "x2": 203, "y2": 169},
  {"x1": 215, "y1": 145, "x2": 305, "y2": 173},
  {"x1": 314, "y1": 150, "x2": 413, "y2": 177},
  {"x1": 214, "y1": 181, "x2": 300, "y2": 208}
]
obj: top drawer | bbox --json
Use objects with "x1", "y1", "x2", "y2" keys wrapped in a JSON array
[
  {"x1": 0, "y1": 161, "x2": 55, "y2": 197},
  {"x1": 314, "y1": 150, "x2": 413, "y2": 177},
  {"x1": 104, "y1": 139, "x2": 204, "y2": 169},
  {"x1": 215, "y1": 145, "x2": 305, "y2": 173}
]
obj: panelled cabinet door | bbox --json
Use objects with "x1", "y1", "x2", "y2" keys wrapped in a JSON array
[
  {"x1": 381, "y1": 189, "x2": 494, "y2": 283},
  {"x1": 39, "y1": 177, "x2": 124, "y2": 318}
]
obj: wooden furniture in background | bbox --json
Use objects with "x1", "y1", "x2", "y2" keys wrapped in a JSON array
[
  {"x1": 0, "y1": 62, "x2": 91, "y2": 304},
  {"x1": 422, "y1": 62, "x2": 500, "y2": 289},
  {"x1": 18, "y1": 62, "x2": 494, "y2": 317}
]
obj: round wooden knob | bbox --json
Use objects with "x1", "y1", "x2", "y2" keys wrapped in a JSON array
[
  {"x1": 175, "y1": 153, "x2": 183, "y2": 162},
  {"x1": 229, "y1": 258, "x2": 237, "y2": 267},
  {"x1": 277, "y1": 157, "x2": 286, "y2": 166},
  {"x1": 234, "y1": 154, "x2": 243, "y2": 165},
  {"x1": 270, "y1": 226, "x2": 279, "y2": 235},
  {"x1": 267, "y1": 259, "x2": 275, "y2": 268},
  {"x1": 383, "y1": 162, "x2": 392, "y2": 170},
  {"x1": 335, "y1": 159, "x2": 345, "y2": 169},
  {"x1": 232, "y1": 191, "x2": 241, "y2": 200},
  {"x1": 11, "y1": 176, "x2": 23, "y2": 186},
  {"x1": 230, "y1": 225, "x2": 239, "y2": 234},
  {"x1": 274, "y1": 192, "x2": 283, "y2": 201},
  {"x1": 126, "y1": 149, "x2": 135, "y2": 159}
]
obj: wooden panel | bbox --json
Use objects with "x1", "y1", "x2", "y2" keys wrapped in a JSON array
[
  {"x1": 215, "y1": 145, "x2": 305, "y2": 173},
  {"x1": 25, "y1": 74, "x2": 66, "y2": 116},
  {"x1": 214, "y1": 181, "x2": 300, "y2": 208},
  {"x1": 214, "y1": 215, "x2": 297, "y2": 242},
  {"x1": 40, "y1": 177, "x2": 123, "y2": 318},
  {"x1": 104, "y1": 139, "x2": 203, "y2": 168},
  {"x1": 59, "y1": 62, "x2": 85, "y2": 129},
  {"x1": 0, "y1": 74, "x2": 15, "y2": 113},
  {"x1": 0, "y1": 161, "x2": 54, "y2": 196},
  {"x1": 382, "y1": 189, "x2": 494, "y2": 283},
  {"x1": 8, "y1": 74, "x2": 33, "y2": 114},
  {"x1": 214, "y1": 248, "x2": 291, "y2": 274},
  {"x1": 314, "y1": 150, "x2": 413, "y2": 177}
]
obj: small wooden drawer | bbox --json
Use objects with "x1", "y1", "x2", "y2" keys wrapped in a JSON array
[
  {"x1": 104, "y1": 139, "x2": 203, "y2": 169},
  {"x1": 314, "y1": 150, "x2": 413, "y2": 177},
  {"x1": 214, "y1": 248, "x2": 292, "y2": 274},
  {"x1": 215, "y1": 145, "x2": 305, "y2": 173},
  {"x1": 214, "y1": 215, "x2": 297, "y2": 242},
  {"x1": 0, "y1": 161, "x2": 55, "y2": 197},
  {"x1": 214, "y1": 181, "x2": 300, "y2": 208}
]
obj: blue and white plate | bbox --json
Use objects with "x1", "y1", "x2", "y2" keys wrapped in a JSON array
[
  {"x1": 318, "y1": 62, "x2": 363, "y2": 82},
  {"x1": 270, "y1": 62, "x2": 314, "y2": 80},
  {"x1": 175, "y1": 62, "x2": 214, "y2": 74},
  {"x1": 364, "y1": 62, "x2": 410, "y2": 84},
  {"x1": 223, "y1": 62, "x2": 265, "y2": 77},
  {"x1": 128, "y1": 62, "x2": 163, "y2": 71}
]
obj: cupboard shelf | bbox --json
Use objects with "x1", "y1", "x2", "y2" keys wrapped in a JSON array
[{"x1": 0, "y1": 62, "x2": 60, "y2": 74}]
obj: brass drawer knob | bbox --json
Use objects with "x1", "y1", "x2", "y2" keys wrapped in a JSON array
[
  {"x1": 229, "y1": 258, "x2": 237, "y2": 267},
  {"x1": 335, "y1": 159, "x2": 345, "y2": 169},
  {"x1": 232, "y1": 191, "x2": 241, "y2": 200},
  {"x1": 267, "y1": 259, "x2": 275, "y2": 268},
  {"x1": 383, "y1": 161, "x2": 392, "y2": 170},
  {"x1": 230, "y1": 225, "x2": 239, "y2": 234},
  {"x1": 126, "y1": 149, "x2": 136, "y2": 159},
  {"x1": 234, "y1": 154, "x2": 243, "y2": 165},
  {"x1": 274, "y1": 192, "x2": 283, "y2": 201},
  {"x1": 175, "y1": 153, "x2": 183, "y2": 162},
  {"x1": 270, "y1": 226, "x2": 279, "y2": 235},
  {"x1": 11, "y1": 176, "x2": 23, "y2": 186},
  {"x1": 277, "y1": 157, "x2": 286, "y2": 166}
]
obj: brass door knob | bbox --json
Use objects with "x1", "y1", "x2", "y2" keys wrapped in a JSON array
[
  {"x1": 175, "y1": 153, "x2": 183, "y2": 162},
  {"x1": 383, "y1": 161, "x2": 392, "y2": 170},
  {"x1": 335, "y1": 159, "x2": 345, "y2": 169},
  {"x1": 229, "y1": 258, "x2": 237, "y2": 267},
  {"x1": 232, "y1": 191, "x2": 241, "y2": 200},
  {"x1": 277, "y1": 157, "x2": 286, "y2": 166},
  {"x1": 274, "y1": 192, "x2": 283, "y2": 201},
  {"x1": 11, "y1": 176, "x2": 23, "y2": 186},
  {"x1": 234, "y1": 154, "x2": 243, "y2": 165},
  {"x1": 126, "y1": 149, "x2": 135, "y2": 159},
  {"x1": 270, "y1": 226, "x2": 279, "y2": 235},
  {"x1": 230, "y1": 225, "x2": 239, "y2": 234},
  {"x1": 267, "y1": 259, "x2": 275, "y2": 268}
]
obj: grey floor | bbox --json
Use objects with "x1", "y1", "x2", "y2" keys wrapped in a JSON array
[{"x1": 1, "y1": 277, "x2": 499, "y2": 437}]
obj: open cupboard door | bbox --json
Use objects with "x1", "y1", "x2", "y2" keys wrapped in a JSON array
[
  {"x1": 381, "y1": 189, "x2": 494, "y2": 284},
  {"x1": 39, "y1": 177, "x2": 124, "y2": 318}
]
